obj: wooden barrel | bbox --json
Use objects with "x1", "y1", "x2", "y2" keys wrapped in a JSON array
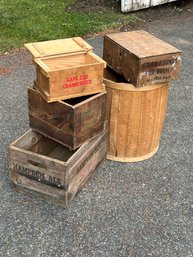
[{"x1": 104, "y1": 68, "x2": 168, "y2": 162}]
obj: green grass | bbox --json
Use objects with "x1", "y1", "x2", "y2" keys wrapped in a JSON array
[{"x1": 0, "y1": 0, "x2": 138, "y2": 53}]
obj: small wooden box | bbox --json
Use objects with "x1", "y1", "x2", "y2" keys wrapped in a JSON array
[
  {"x1": 103, "y1": 30, "x2": 182, "y2": 87},
  {"x1": 25, "y1": 37, "x2": 106, "y2": 102},
  {"x1": 9, "y1": 129, "x2": 108, "y2": 207},
  {"x1": 28, "y1": 87, "x2": 107, "y2": 150}
]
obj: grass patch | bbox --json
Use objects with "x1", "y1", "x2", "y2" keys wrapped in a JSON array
[{"x1": 0, "y1": 0, "x2": 138, "y2": 53}]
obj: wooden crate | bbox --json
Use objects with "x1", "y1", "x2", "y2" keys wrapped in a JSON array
[
  {"x1": 9, "y1": 129, "x2": 108, "y2": 207},
  {"x1": 103, "y1": 30, "x2": 182, "y2": 87},
  {"x1": 28, "y1": 87, "x2": 107, "y2": 150},
  {"x1": 25, "y1": 37, "x2": 106, "y2": 102},
  {"x1": 121, "y1": 0, "x2": 177, "y2": 13},
  {"x1": 104, "y1": 67, "x2": 168, "y2": 162}
]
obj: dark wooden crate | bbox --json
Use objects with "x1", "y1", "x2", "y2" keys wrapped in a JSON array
[
  {"x1": 9, "y1": 129, "x2": 108, "y2": 207},
  {"x1": 103, "y1": 30, "x2": 182, "y2": 87},
  {"x1": 28, "y1": 87, "x2": 107, "y2": 150}
]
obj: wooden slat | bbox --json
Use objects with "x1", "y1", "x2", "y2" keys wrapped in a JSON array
[
  {"x1": 125, "y1": 91, "x2": 141, "y2": 157},
  {"x1": 108, "y1": 88, "x2": 120, "y2": 157}
]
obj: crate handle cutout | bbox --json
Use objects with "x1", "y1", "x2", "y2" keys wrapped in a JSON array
[{"x1": 27, "y1": 160, "x2": 47, "y2": 169}]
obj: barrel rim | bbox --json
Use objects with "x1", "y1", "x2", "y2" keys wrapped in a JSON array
[
  {"x1": 103, "y1": 78, "x2": 168, "y2": 92},
  {"x1": 107, "y1": 145, "x2": 159, "y2": 163}
]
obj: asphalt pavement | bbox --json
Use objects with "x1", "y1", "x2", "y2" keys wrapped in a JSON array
[{"x1": 0, "y1": 8, "x2": 193, "y2": 257}]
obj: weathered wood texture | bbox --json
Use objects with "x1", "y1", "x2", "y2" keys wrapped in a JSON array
[
  {"x1": 104, "y1": 67, "x2": 168, "y2": 162},
  {"x1": 28, "y1": 88, "x2": 107, "y2": 150},
  {"x1": 121, "y1": 0, "x2": 177, "y2": 13},
  {"x1": 9, "y1": 129, "x2": 108, "y2": 207},
  {"x1": 25, "y1": 37, "x2": 93, "y2": 58},
  {"x1": 25, "y1": 37, "x2": 106, "y2": 102},
  {"x1": 103, "y1": 30, "x2": 181, "y2": 87}
]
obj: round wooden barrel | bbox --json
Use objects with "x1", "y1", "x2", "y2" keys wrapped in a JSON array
[{"x1": 104, "y1": 68, "x2": 168, "y2": 162}]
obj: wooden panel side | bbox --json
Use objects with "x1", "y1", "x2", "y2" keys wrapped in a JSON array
[
  {"x1": 10, "y1": 129, "x2": 42, "y2": 150},
  {"x1": 66, "y1": 130, "x2": 108, "y2": 183},
  {"x1": 66, "y1": 131, "x2": 108, "y2": 204},
  {"x1": 103, "y1": 36, "x2": 123, "y2": 74},
  {"x1": 35, "y1": 66, "x2": 50, "y2": 94},
  {"x1": 9, "y1": 170, "x2": 66, "y2": 197},
  {"x1": 9, "y1": 146, "x2": 67, "y2": 191},
  {"x1": 28, "y1": 88, "x2": 73, "y2": 128},
  {"x1": 28, "y1": 88, "x2": 74, "y2": 148},
  {"x1": 48, "y1": 63, "x2": 105, "y2": 99},
  {"x1": 138, "y1": 54, "x2": 181, "y2": 86},
  {"x1": 103, "y1": 36, "x2": 139, "y2": 84},
  {"x1": 73, "y1": 92, "x2": 107, "y2": 147}
]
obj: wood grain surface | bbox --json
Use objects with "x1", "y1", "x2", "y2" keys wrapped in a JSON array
[{"x1": 104, "y1": 67, "x2": 168, "y2": 162}]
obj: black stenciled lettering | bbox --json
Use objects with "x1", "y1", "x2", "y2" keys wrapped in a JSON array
[
  {"x1": 14, "y1": 164, "x2": 63, "y2": 189},
  {"x1": 49, "y1": 176, "x2": 62, "y2": 185},
  {"x1": 142, "y1": 59, "x2": 176, "y2": 69}
]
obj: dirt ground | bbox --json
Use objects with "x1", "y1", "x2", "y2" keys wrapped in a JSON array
[{"x1": 71, "y1": 0, "x2": 193, "y2": 32}]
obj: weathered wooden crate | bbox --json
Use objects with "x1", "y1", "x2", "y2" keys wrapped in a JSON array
[
  {"x1": 25, "y1": 37, "x2": 106, "y2": 102},
  {"x1": 121, "y1": 0, "x2": 177, "y2": 13},
  {"x1": 28, "y1": 87, "x2": 107, "y2": 150},
  {"x1": 103, "y1": 30, "x2": 182, "y2": 87},
  {"x1": 9, "y1": 129, "x2": 108, "y2": 207}
]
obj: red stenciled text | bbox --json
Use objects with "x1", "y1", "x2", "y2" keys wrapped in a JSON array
[{"x1": 63, "y1": 74, "x2": 92, "y2": 89}]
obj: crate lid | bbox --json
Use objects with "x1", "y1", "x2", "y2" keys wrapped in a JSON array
[
  {"x1": 24, "y1": 37, "x2": 93, "y2": 58},
  {"x1": 105, "y1": 30, "x2": 182, "y2": 58}
]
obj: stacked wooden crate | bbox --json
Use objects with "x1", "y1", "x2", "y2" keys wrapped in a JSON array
[
  {"x1": 103, "y1": 30, "x2": 182, "y2": 162},
  {"x1": 9, "y1": 37, "x2": 107, "y2": 207}
]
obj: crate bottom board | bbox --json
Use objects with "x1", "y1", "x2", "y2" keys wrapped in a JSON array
[
  {"x1": 9, "y1": 156, "x2": 105, "y2": 208},
  {"x1": 34, "y1": 81, "x2": 106, "y2": 102},
  {"x1": 29, "y1": 114, "x2": 106, "y2": 150}
]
